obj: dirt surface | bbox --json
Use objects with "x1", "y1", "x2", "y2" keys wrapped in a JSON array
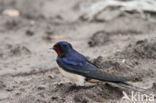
[{"x1": 0, "y1": 0, "x2": 156, "y2": 103}]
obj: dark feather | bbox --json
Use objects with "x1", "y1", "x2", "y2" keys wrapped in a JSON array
[
  {"x1": 57, "y1": 57, "x2": 96, "y2": 72},
  {"x1": 84, "y1": 71, "x2": 132, "y2": 83}
]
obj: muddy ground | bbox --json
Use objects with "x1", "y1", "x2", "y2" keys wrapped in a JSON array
[{"x1": 0, "y1": 0, "x2": 156, "y2": 103}]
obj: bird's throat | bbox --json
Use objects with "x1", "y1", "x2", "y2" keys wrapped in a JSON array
[{"x1": 55, "y1": 49, "x2": 61, "y2": 55}]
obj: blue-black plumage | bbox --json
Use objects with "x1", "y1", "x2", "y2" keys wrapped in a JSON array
[{"x1": 52, "y1": 41, "x2": 131, "y2": 86}]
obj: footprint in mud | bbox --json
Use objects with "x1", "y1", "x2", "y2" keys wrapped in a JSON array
[
  {"x1": 2, "y1": 16, "x2": 22, "y2": 30},
  {"x1": 0, "y1": 44, "x2": 31, "y2": 59},
  {"x1": 92, "y1": 56, "x2": 133, "y2": 77},
  {"x1": 91, "y1": 37, "x2": 156, "y2": 79},
  {"x1": 122, "y1": 38, "x2": 156, "y2": 59},
  {"x1": 52, "y1": 81, "x2": 124, "y2": 103},
  {"x1": 9, "y1": 44, "x2": 31, "y2": 56},
  {"x1": 88, "y1": 31, "x2": 110, "y2": 47},
  {"x1": 88, "y1": 29, "x2": 142, "y2": 47},
  {"x1": 73, "y1": 83, "x2": 123, "y2": 103},
  {"x1": 74, "y1": 93, "x2": 89, "y2": 103}
]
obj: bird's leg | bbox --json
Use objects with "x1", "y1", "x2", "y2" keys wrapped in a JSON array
[{"x1": 84, "y1": 79, "x2": 100, "y2": 87}]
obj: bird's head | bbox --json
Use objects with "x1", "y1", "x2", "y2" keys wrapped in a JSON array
[{"x1": 52, "y1": 41, "x2": 73, "y2": 56}]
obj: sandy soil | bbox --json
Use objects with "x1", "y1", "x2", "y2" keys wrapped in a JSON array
[{"x1": 0, "y1": 0, "x2": 156, "y2": 103}]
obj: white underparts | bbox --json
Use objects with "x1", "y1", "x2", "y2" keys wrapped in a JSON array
[{"x1": 58, "y1": 67, "x2": 85, "y2": 86}]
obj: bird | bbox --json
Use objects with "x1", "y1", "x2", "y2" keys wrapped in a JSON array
[
  {"x1": 51, "y1": 41, "x2": 156, "y2": 98},
  {"x1": 52, "y1": 41, "x2": 131, "y2": 86}
]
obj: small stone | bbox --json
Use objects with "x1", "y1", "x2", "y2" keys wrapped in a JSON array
[
  {"x1": 5, "y1": 87, "x2": 13, "y2": 91},
  {"x1": 3, "y1": 9, "x2": 20, "y2": 17},
  {"x1": 15, "y1": 92, "x2": 21, "y2": 96},
  {"x1": 26, "y1": 30, "x2": 34, "y2": 36},
  {"x1": 51, "y1": 96, "x2": 58, "y2": 100},
  {"x1": 48, "y1": 75, "x2": 54, "y2": 79},
  {"x1": 37, "y1": 85, "x2": 46, "y2": 90}
]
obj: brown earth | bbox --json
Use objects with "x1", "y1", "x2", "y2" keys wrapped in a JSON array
[{"x1": 0, "y1": 0, "x2": 156, "y2": 103}]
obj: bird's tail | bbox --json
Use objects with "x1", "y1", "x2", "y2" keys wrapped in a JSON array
[
  {"x1": 84, "y1": 71, "x2": 156, "y2": 98},
  {"x1": 107, "y1": 82, "x2": 156, "y2": 98}
]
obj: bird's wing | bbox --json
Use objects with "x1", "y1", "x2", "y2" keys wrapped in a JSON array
[
  {"x1": 57, "y1": 57, "x2": 96, "y2": 72},
  {"x1": 84, "y1": 70, "x2": 132, "y2": 83},
  {"x1": 57, "y1": 58, "x2": 131, "y2": 83}
]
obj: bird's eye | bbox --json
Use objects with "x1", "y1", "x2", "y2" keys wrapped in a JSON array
[{"x1": 62, "y1": 45, "x2": 67, "y2": 47}]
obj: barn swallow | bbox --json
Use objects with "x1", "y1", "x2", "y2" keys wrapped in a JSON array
[{"x1": 52, "y1": 41, "x2": 131, "y2": 86}]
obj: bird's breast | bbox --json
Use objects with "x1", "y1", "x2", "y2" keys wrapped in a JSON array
[{"x1": 58, "y1": 67, "x2": 85, "y2": 86}]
